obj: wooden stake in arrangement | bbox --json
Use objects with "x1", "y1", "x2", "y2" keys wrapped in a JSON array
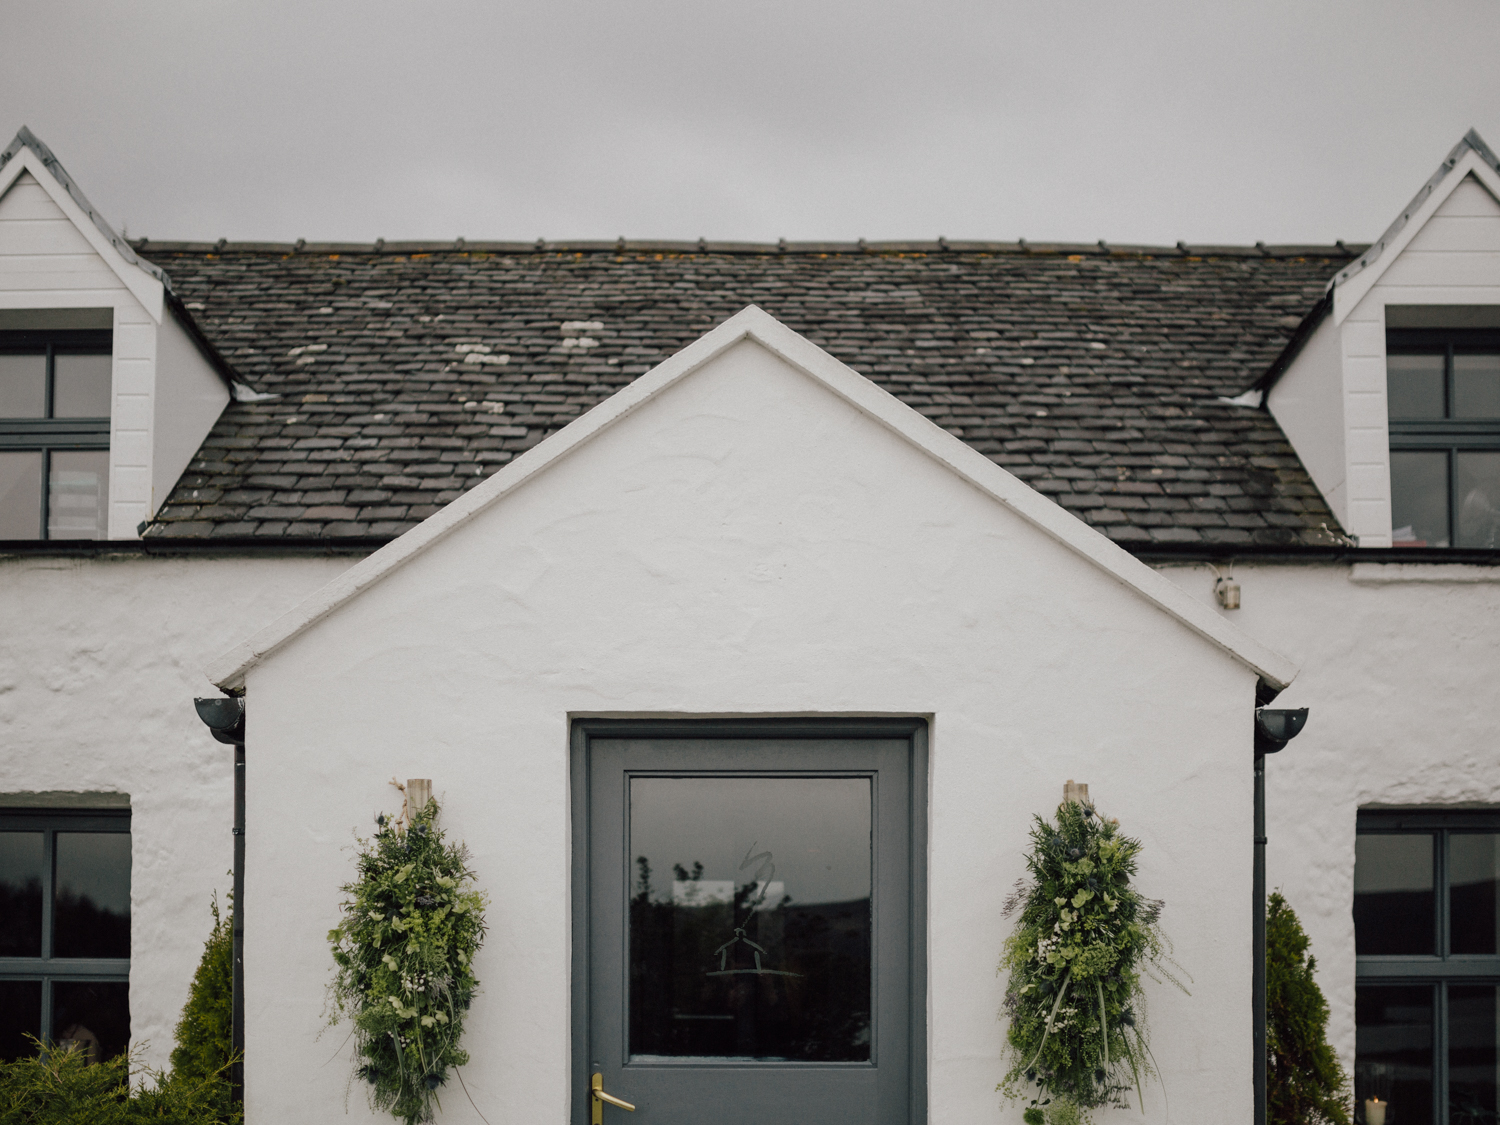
[
  {"x1": 1063, "y1": 779, "x2": 1090, "y2": 806},
  {"x1": 407, "y1": 778, "x2": 433, "y2": 816}
]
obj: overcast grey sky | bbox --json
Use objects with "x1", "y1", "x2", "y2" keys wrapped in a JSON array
[{"x1": 5, "y1": 1, "x2": 1498, "y2": 246}]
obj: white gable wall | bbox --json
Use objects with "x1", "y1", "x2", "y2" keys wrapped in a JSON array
[
  {"x1": 238, "y1": 337, "x2": 1264, "y2": 1125},
  {"x1": 1267, "y1": 314, "x2": 1346, "y2": 528},
  {"x1": 0, "y1": 163, "x2": 228, "y2": 537}
]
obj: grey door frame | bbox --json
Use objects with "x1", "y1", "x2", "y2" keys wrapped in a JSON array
[{"x1": 570, "y1": 717, "x2": 929, "y2": 1125}]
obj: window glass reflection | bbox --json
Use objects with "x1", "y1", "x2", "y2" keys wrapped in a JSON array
[
  {"x1": 1387, "y1": 353, "x2": 1447, "y2": 419},
  {"x1": 0, "y1": 452, "x2": 43, "y2": 540},
  {"x1": 52, "y1": 980, "x2": 129, "y2": 1064},
  {"x1": 1449, "y1": 984, "x2": 1498, "y2": 1125},
  {"x1": 0, "y1": 353, "x2": 46, "y2": 417},
  {"x1": 1453, "y1": 353, "x2": 1500, "y2": 419},
  {"x1": 0, "y1": 831, "x2": 44, "y2": 956},
  {"x1": 47, "y1": 450, "x2": 109, "y2": 541},
  {"x1": 1355, "y1": 985, "x2": 1433, "y2": 1125},
  {"x1": 51, "y1": 353, "x2": 111, "y2": 418},
  {"x1": 1390, "y1": 453, "x2": 1450, "y2": 548},
  {"x1": 0, "y1": 981, "x2": 42, "y2": 1063},
  {"x1": 629, "y1": 777, "x2": 872, "y2": 1061},
  {"x1": 54, "y1": 832, "x2": 130, "y2": 959},
  {"x1": 1451, "y1": 834, "x2": 1500, "y2": 956},
  {"x1": 1455, "y1": 453, "x2": 1500, "y2": 550},
  {"x1": 1355, "y1": 833, "x2": 1435, "y2": 955}
]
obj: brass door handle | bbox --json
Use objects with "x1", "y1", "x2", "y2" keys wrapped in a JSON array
[{"x1": 591, "y1": 1072, "x2": 635, "y2": 1123}]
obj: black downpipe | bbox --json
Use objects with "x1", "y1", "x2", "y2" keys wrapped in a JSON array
[
  {"x1": 1252, "y1": 698, "x2": 1309, "y2": 1125},
  {"x1": 194, "y1": 696, "x2": 246, "y2": 1105}
]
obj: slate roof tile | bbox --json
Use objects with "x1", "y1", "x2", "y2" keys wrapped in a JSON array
[{"x1": 136, "y1": 242, "x2": 1354, "y2": 547}]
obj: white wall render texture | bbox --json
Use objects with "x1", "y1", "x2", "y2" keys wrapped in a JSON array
[
  {"x1": 0, "y1": 552, "x2": 354, "y2": 1071},
  {"x1": 1156, "y1": 562, "x2": 1500, "y2": 1082},
  {"x1": 237, "y1": 338, "x2": 1264, "y2": 1125}
]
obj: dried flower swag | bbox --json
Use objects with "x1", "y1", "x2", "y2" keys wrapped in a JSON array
[
  {"x1": 328, "y1": 787, "x2": 488, "y2": 1125},
  {"x1": 998, "y1": 800, "x2": 1187, "y2": 1125}
]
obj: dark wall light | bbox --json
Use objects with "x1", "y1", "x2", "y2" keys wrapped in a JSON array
[
  {"x1": 1252, "y1": 697, "x2": 1309, "y2": 1125},
  {"x1": 194, "y1": 695, "x2": 245, "y2": 1104}
]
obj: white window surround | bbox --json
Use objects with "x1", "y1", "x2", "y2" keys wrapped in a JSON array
[
  {"x1": 1267, "y1": 136, "x2": 1500, "y2": 549},
  {"x1": 0, "y1": 131, "x2": 230, "y2": 540}
]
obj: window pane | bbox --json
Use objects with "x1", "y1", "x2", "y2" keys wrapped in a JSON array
[
  {"x1": 1388, "y1": 353, "x2": 1447, "y2": 419},
  {"x1": 1455, "y1": 452, "x2": 1500, "y2": 550},
  {"x1": 0, "y1": 980, "x2": 42, "y2": 1063},
  {"x1": 1356, "y1": 984, "x2": 1433, "y2": 1125},
  {"x1": 1453, "y1": 353, "x2": 1500, "y2": 418},
  {"x1": 1390, "y1": 452, "x2": 1449, "y2": 548},
  {"x1": 0, "y1": 353, "x2": 46, "y2": 417},
  {"x1": 0, "y1": 832, "x2": 44, "y2": 957},
  {"x1": 47, "y1": 450, "x2": 109, "y2": 541},
  {"x1": 0, "y1": 452, "x2": 43, "y2": 540},
  {"x1": 1355, "y1": 833, "x2": 1435, "y2": 955},
  {"x1": 51, "y1": 353, "x2": 111, "y2": 418},
  {"x1": 1451, "y1": 834, "x2": 1500, "y2": 956},
  {"x1": 52, "y1": 980, "x2": 129, "y2": 1064},
  {"x1": 53, "y1": 832, "x2": 130, "y2": 959},
  {"x1": 1449, "y1": 985, "x2": 1498, "y2": 1125}
]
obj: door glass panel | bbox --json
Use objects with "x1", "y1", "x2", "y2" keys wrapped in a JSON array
[
  {"x1": 0, "y1": 352, "x2": 46, "y2": 417},
  {"x1": 53, "y1": 832, "x2": 130, "y2": 959},
  {"x1": 1449, "y1": 984, "x2": 1498, "y2": 1125},
  {"x1": 51, "y1": 353, "x2": 111, "y2": 418},
  {"x1": 1453, "y1": 353, "x2": 1500, "y2": 418},
  {"x1": 1451, "y1": 834, "x2": 1500, "y2": 955},
  {"x1": 1355, "y1": 833, "x2": 1435, "y2": 955},
  {"x1": 52, "y1": 980, "x2": 129, "y2": 1064},
  {"x1": 1388, "y1": 353, "x2": 1447, "y2": 419},
  {"x1": 1455, "y1": 452, "x2": 1500, "y2": 550},
  {"x1": 47, "y1": 450, "x2": 109, "y2": 540},
  {"x1": 0, "y1": 452, "x2": 43, "y2": 540},
  {"x1": 0, "y1": 980, "x2": 42, "y2": 1063},
  {"x1": 1390, "y1": 452, "x2": 1450, "y2": 548},
  {"x1": 1355, "y1": 984, "x2": 1433, "y2": 1125},
  {"x1": 628, "y1": 776, "x2": 872, "y2": 1061},
  {"x1": 0, "y1": 832, "x2": 44, "y2": 956}
]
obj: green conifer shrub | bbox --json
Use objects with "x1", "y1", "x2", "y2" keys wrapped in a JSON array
[
  {"x1": 1266, "y1": 891, "x2": 1350, "y2": 1125},
  {"x1": 170, "y1": 894, "x2": 235, "y2": 1087}
]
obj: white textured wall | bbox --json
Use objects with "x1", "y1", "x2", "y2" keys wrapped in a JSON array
[
  {"x1": 1157, "y1": 562, "x2": 1500, "y2": 1078},
  {"x1": 0, "y1": 552, "x2": 355, "y2": 1071},
  {"x1": 241, "y1": 340, "x2": 1259, "y2": 1125}
]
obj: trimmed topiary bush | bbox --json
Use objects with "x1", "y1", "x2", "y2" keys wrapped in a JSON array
[{"x1": 1266, "y1": 891, "x2": 1350, "y2": 1125}]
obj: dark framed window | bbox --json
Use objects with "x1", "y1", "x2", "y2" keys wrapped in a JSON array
[
  {"x1": 0, "y1": 328, "x2": 112, "y2": 540},
  {"x1": 1355, "y1": 810, "x2": 1500, "y2": 1125},
  {"x1": 0, "y1": 809, "x2": 130, "y2": 1063}
]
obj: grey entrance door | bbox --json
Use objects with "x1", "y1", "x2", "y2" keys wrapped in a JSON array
[{"x1": 572, "y1": 719, "x2": 926, "y2": 1125}]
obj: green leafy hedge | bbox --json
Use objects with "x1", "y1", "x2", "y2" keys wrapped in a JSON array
[
  {"x1": 0, "y1": 1040, "x2": 238, "y2": 1125},
  {"x1": 327, "y1": 796, "x2": 488, "y2": 1125},
  {"x1": 998, "y1": 800, "x2": 1186, "y2": 1125},
  {"x1": 171, "y1": 894, "x2": 235, "y2": 1087}
]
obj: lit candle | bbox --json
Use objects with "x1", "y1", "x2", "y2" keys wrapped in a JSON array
[{"x1": 1364, "y1": 1097, "x2": 1386, "y2": 1125}]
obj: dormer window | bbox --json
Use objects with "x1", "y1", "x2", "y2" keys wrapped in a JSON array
[
  {"x1": 1387, "y1": 327, "x2": 1500, "y2": 548},
  {"x1": 0, "y1": 324, "x2": 111, "y2": 540}
]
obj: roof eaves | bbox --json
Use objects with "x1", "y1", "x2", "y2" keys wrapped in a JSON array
[{"x1": 1, "y1": 126, "x2": 173, "y2": 291}]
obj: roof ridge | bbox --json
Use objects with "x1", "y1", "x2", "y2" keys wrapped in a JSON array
[
  {"x1": 130, "y1": 237, "x2": 1366, "y2": 260},
  {"x1": 1331, "y1": 128, "x2": 1500, "y2": 290},
  {"x1": 1, "y1": 126, "x2": 173, "y2": 290}
]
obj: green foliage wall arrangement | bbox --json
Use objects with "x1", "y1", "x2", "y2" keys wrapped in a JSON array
[
  {"x1": 1266, "y1": 892, "x2": 1350, "y2": 1125},
  {"x1": 327, "y1": 792, "x2": 489, "y2": 1125},
  {"x1": 998, "y1": 800, "x2": 1187, "y2": 1125}
]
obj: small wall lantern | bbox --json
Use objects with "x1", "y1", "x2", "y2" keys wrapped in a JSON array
[{"x1": 1215, "y1": 574, "x2": 1241, "y2": 610}]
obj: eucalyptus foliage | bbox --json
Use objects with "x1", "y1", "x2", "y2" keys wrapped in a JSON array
[
  {"x1": 998, "y1": 801, "x2": 1185, "y2": 1125},
  {"x1": 327, "y1": 797, "x2": 488, "y2": 1125}
]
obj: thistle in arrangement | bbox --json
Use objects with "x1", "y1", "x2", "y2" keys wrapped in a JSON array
[{"x1": 998, "y1": 800, "x2": 1186, "y2": 1125}]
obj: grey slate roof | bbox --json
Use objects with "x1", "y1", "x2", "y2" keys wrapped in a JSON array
[{"x1": 137, "y1": 241, "x2": 1358, "y2": 547}]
